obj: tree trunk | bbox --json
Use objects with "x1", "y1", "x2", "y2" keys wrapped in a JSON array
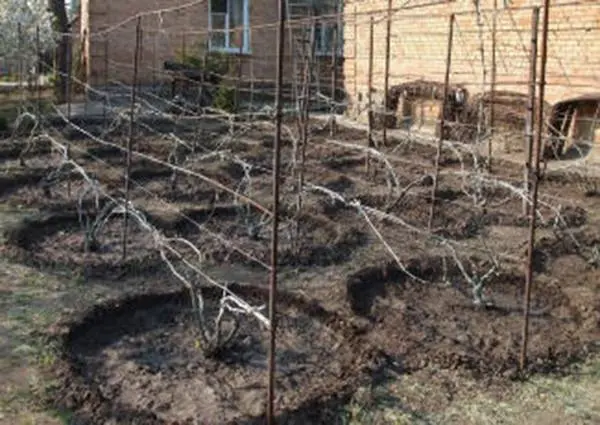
[{"x1": 48, "y1": 0, "x2": 68, "y2": 103}]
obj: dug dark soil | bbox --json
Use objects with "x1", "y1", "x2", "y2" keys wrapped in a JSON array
[
  {"x1": 346, "y1": 255, "x2": 600, "y2": 377},
  {"x1": 4, "y1": 116, "x2": 600, "y2": 424},
  {"x1": 52, "y1": 285, "x2": 378, "y2": 425}
]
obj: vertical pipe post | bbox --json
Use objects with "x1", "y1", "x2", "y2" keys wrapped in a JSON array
[
  {"x1": 330, "y1": 25, "x2": 338, "y2": 136},
  {"x1": 122, "y1": 17, "x2": 142, "y2": 261},
  {"x1": 153, "y1": 31, "x2": 157, "y2": 88},
  {"x1": 428, "y1": 14, "x2": 455, "y2": 231},
  {"x1": 82, "y1": 30, "x2": 89, "y2": 116},
  {"x1": 353, "y1": 5, "x2": 358, "y2": 115},
  {"x1": 366, "y1": 17, "x2": 375, "y2": 174},
  {"x1": 488, "y1": 0, "x2": 498, "y2": 172},
  {"x1": 103, "y1": 38, "x2": 109, "y2": 125},
  {"x1": 267, "y1": 0, "x2": 285, "y2": 423},
  {"x1": 235, "y1": 42, "x2": 243, "y2": 114},
  {"x1": 383, "y1": 0, "x2": 393, "y2": 146},
  {"x1": 524, "y1": 8, "x2": 539, "y2": 216},
  {"x1": 17, "y1": 23, "x2": 24, "y2": 115},
  {"x1": 35, "y1": 26, "x2": 42, "y2": 120},
  {"x1": 66, "y1": 33, "x2": 72, "y2": 120},
  {"x1": 520, "y1": 0, "x2": 549, "y2": 373}
]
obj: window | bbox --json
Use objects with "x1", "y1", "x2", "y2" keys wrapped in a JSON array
[
  {"x1": 209, "y1": 0, "x2": 250, "y2": 53},
  {"x1": 291, "y1": 0, "x2": 343, "y2": 56},
  {"x1": 314, "y1": 20, "x2": 343, "y2": 57}
]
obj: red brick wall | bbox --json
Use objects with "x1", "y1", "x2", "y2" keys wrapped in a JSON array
[
  {"x1": 343, "y1": 0, "x2": 600, "y2": 121},
  {"x1": 80, "y1": 0, "x2": 342, "y2": 93}
]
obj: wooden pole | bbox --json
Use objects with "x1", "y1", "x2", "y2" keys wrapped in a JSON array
[
  {"x1": 523, "y1": 7, "x2": 539, "y2": 216},
  {"x1": 428, "y1": 14, "x2": 455, "y2": 231},
  {"x1": 383, "y1": 0, "x2": 393, "y2": 146},
  {"x1": 366, "y1": 17, "x2": 375, "y2": 174},
  {"x1": 521, "y1": 0, "x2": 549, "y2": 374},
  {"x1": 267, "y1": 0, "x2": 285, "y2": 422},
  {"x1": 122, "y1": 17, "x2": 142, "y2": 261}
]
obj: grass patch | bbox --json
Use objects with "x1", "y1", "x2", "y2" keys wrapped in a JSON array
[{"x1": 342, "y1": 357, "x2": 600, "y2": 425}]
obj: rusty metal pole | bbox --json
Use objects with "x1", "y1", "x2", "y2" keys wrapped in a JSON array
[
  {"x1": 353, "y1": 5, "x2": 358, "y2": 114},
  {"x1": 330, "y1": 25, "x2": 338, "y2": 136},
  {"x1": 366, "y1": 17, "x2": 375, "y2": 174},
  {"x1": 428, "y1": 14, "x2": 455, "y2": 231},
  {"x1": 520, "y1": 0, "x2": 549, "y2": 374},
  {"x1": 267, "y1": 0, "x2": 285, "y2": 423},
  {"x1": 35, "y1": 26, "x2": 41, "y2": 120},
  {"x1": 383, "y1": 0, "x2": 392, "y2": 146},
  {"x1": 103, "y1": 38, "x2": 109, "y2": 126},
  {"x1": 523, "y1": 7, "x2": 539, "y2": 216},
  {"x1": 122, "y1": 17, "x2": 142, "y2": 261},
  {"x1": 235, "y1": 42, "x2": 243, "y2": 114},
  {"x1": 488, "y1": 0, "x2": 497, "y2": 172},
  {"x1": 17, "y1": 23, "x2": 24, "y2": 115},
  {"x1": 66, "y1": 33, "x2": 72, "y2": 120}
]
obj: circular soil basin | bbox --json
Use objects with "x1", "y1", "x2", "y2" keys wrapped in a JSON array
[
  {"x1": 3, "y1": 209, "x2": 166, "y2": 278},
  {"x1": 55, "y1": 286, "x2": 375, "y2": 424},
  {"x1": 346, "y1": 256, "x2": 600, "y2": 377},
  {"x1": 188, "y1": 211, "x2": 369, "y2": 268}
]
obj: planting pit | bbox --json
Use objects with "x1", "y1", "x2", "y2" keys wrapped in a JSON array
[
  {"x1": 53, "y1": 286, "x2": 376, "y2": 425},
  {"x1": 346, "y1": 255, "x2": 600, "y2": 377},
  {"x1": 4, "y1": 115, "x2": 600, "y2": 423}
]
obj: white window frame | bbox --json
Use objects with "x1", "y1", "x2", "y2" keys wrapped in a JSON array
[{"x1": 208, "y1": 0, "x2": 251, "y2": 54}]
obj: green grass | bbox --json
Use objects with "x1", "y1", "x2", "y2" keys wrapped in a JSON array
[{"x1": 339, "y1": 356, "x2": 600, "y2": 425}]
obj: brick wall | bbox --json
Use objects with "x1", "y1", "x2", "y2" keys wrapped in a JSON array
[
  {"x1": 80, "y1": 0, "x2": 343, "y2": 96},
  {"x1": 343, "y1": 0, "x2": 600, "y2": 121}
]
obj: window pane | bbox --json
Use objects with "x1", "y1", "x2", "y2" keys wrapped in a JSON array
[
  {"x1": 228, "y1": 0, "x2": 244, "y2": 28},
  {"x1": 314, "y1": 21, "x2": 323, "y2": 51},
  {"x1": 229, "y1": 30, "x2": 242, "y2": 49},
  {"x1": 211, "y1": 0, "x2": 227, "y2": 13},
  {"x1": 323, "y1": 24, "x2": 334, "y2": 53},
  {"x1": 211, "y1": 13, "x2": 227, "y2": 48}
]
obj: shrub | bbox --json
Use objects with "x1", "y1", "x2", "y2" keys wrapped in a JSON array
[{"x1": 212, "y1": 84, "x2": 236, "y2": 113}]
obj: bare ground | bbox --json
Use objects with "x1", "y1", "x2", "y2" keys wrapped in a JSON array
[{"x1": 1, "y1": 117, "x2": 600, "y2": 424}]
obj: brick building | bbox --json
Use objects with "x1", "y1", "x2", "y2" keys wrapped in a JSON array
[
  {"x1": 343, "y1": 0, "x2": 600, "y2": 153},
  {"x1": 77, "y1": 0, "x2": 343, "y2": 93},
  {"x1": 77, "y1": 0, "x2": 598, "y2": 153}
]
